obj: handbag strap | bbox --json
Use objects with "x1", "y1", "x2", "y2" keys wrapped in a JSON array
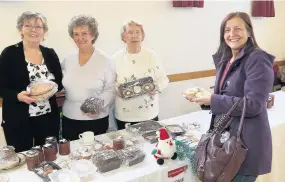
[
  {"x1": 212, "y1": 98, "x2": 242, "y2": 133},
  {"x1": 237, "y1": 97, "x2": 247, "y2": 139}
]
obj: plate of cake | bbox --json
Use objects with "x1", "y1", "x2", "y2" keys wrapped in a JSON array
[{"x1": 27, "y1": 80, "x2": 58, "y2": 101}]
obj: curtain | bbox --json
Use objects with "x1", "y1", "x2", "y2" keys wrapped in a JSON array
[
  {"x1": 173, "y1": 0, "x2": 204, "y2": 8},
  {"x1": 252, "y1": 0, "x2": 275, "y2": 17}
]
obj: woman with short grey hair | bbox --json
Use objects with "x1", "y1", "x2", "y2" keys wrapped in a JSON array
[
  {"x1": 17, "y1": 11, "x2": 48, "y2": 35},
  {"x1": 113, "y1": 20, "x2": 169, "y2": 129},
  {"x1": 0, "y1": 11, "x2": 63, "y2": 152},
  {"x1": 67, "y1": 15, "x2": 99, "y2": 44},
  {"x1": 61, "y1": 15, "x2": 115, "y2": 140}
]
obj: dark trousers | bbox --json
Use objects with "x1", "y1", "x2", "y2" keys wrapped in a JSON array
[
  {"x1": 3, "y1": 112, "x2": 60, "y2": 152},
  {"x1": 62, "y1": 115, "x2": 109, "y2": 141},
  {"x1": 116, "y1": 116, "x2": 159, "y2": 130},
  {"x1": 232, "y1": 175, "x2": 257, "y2": 182}
]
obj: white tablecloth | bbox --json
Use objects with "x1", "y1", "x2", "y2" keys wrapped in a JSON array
[
  {"x1": 266, "y1": 91, "x2": 285, "y2": 128},
  {"x1": 2, "y1": 111, "x2": 210, "y2": 182},
  {"x1": 1, "y1": 91, "x2": 285, "y2": 182}
]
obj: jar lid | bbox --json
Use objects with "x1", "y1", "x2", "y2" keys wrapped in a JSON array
[
  {"x1": 43, "y1": 143, "x2": 53, "y2": 148},
  {"x1": 32, "y1": 146, "x2": 42, "y2": 151},
  {"x1": 46, "y1": 136, "x2": 57, "y2": 141},
  {"x1": 26, "y1": 150, "x2": 39, "y2": 157},
  {"x1": 59, "y1": 139, "x2": 68, "y2": 144},
  {"x1": 113, "y1": 136, "x2": 124, "y2": 142}
]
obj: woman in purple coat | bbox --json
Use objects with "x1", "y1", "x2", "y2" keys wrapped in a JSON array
[{"x1": 189, "y1": 12, "x2": 274, "y2": 181}]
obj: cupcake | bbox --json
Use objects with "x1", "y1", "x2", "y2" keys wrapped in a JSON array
[
  {"x1": 80, "y1": 152, "x2": 92, "y2": 160},
  {"x1": 79, "y1": 147, "x2": 92, "y2": 160}
]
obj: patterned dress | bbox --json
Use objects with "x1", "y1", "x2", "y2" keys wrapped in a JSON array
[{"x1": 26, "y1": 59, "x2": 55, "y2": 117}]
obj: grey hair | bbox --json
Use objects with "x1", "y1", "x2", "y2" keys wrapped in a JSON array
[
  {"x1": 16, "y1": 11, "x2": 48, "y2": 32},
  {"x1": 120, "y1": 20, "x2": 145, "y2": 42},
  {"x1": 68, "y1": 15, "x2": 99, "y2": 44}
]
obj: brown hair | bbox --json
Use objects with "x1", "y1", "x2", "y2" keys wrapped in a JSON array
[{"x1": 216, "y1": 12, "x2": 259, "y2": 54}]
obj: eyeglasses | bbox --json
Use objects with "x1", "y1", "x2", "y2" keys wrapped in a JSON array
[{"x1": 23, "y1": 24, "x2": 43, "y2": 31}]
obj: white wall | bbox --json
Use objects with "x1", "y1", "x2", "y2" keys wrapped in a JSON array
[{"x1": 1, "y1": 1, "x2": 285, "y2": 119}]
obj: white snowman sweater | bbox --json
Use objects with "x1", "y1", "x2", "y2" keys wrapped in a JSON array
[{"x1": 112, "y1": 48, "x2": 169, "y2": 122}]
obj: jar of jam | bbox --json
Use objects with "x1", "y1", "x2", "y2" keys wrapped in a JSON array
[
  {"x1": 267, "y1": 94, "x2": 275, "y2": 109},
  {"x1": 43, "y1": 143, "x2": 57, "y2": 162},
  {"x1": 31, "y1": 146, "x2": 44, "y2": 163},
  {"x1": 59, "y1": 139, "x2": 70, "y2": 156},
  {"x1": 113, "y1": 136, "x2": 125, "y2": 151},
  {"x1": 26, "y1": 150, "x2": 39, "y2": 171},
  {"x1": 45, "y1": 136, "x2": 58, "y2": 154}
]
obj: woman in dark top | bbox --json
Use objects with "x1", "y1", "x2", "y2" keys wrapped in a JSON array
[
  {"x1": 188, "y1": 12, "x2": 274, "y2": 182},
  {"x1": 0, "y1": 11, "x2": 63, "y2": 152}
]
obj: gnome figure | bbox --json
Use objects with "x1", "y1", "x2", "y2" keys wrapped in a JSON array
[{"x1": 151, "y1": 128, "x2": 178, "y2": 165}]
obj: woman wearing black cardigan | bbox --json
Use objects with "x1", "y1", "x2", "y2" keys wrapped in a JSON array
[{"x1": 0, "y1": 12, "x2": 63, "y2": 152}]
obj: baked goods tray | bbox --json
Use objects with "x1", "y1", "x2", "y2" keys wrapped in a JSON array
[
  {"x1": 118, "y1": 76, "x2": 155, "y2": 100},
  {"x1": 33, "y1": 161, "x2": 61, "y2": 182},
  {"x1": 142, "y1": 131, "x2": 158, "y2": 144},
  {"x1": 165, "y1": 124, "x2": 186, "y2": 136},
  {"x1": 126, "y1": 120, "x2": 163, "y2": 135},
  {"x1": 116, "y1": 147, "x2": 146, "y2": 166}
]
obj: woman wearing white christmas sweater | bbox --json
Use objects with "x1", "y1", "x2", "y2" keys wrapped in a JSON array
[{"x1": 112, "y1": 20, "x2": 169, "y2": 130}]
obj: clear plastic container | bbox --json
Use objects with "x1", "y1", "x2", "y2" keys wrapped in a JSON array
[
  {"x1": 117, "y1": 147, "x2": 145, "y2": 166},
  {"x1": 27, "y1": 80, "x2": 58, "y2": 101},
  {"x1": 80, "y1": 97, "x2": 104, "y2": 114},
  {"x1": 33, "y1": 161, "x2": 61, "y2": 182},
  {"x1": 69, "y1": 160, "x2": 96, "y2": 181},
  {"x1": 48, "y1": 169, "x2": 80, "y2": 182},
  {"x1": 69, "y1": 146, "x2": 93, "y2": 161},
  {"x1": 125, "y1": 120, "x2": 163, "y2": 135},
  {"x1": 165, "y1": 124, "x2": 186, "y2": 136},
  {"x1": 92, "y1": 150, "x2": 121, "y2": 173}
]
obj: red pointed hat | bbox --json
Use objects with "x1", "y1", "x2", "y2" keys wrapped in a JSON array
[{"x1": 158, "y1": 128, "x2": 170, "y2": 140}]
